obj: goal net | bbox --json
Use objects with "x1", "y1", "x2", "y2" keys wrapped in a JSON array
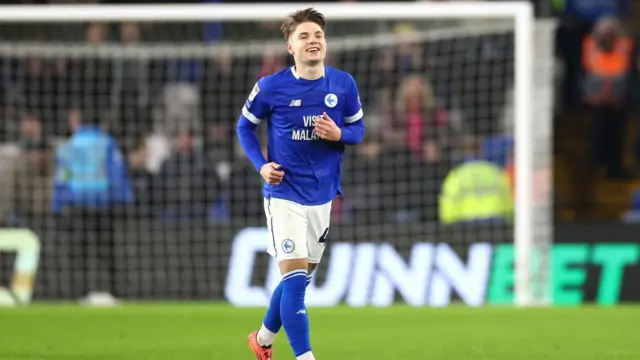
[{"x1": 0, "y1": 2, "x2": 552, "y2": 307}]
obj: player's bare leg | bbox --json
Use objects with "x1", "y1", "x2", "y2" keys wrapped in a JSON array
[{"x1": 307, "y1": 263, "x2": 318, "y2": 275}]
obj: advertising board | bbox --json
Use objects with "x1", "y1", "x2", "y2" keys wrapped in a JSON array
[{"x1": 225, "y1": 228, "x2": 640, "y2": 307}]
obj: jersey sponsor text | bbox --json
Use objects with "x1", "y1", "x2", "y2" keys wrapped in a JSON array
[{"x1": 292, "y1": 114, "x2": 323, "y2": 141}]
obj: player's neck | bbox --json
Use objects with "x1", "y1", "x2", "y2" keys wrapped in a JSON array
[{"x1": 294, "y1": 64, "x2": 324, "y2": 80}]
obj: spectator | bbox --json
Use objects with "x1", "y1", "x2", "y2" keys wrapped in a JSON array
[
  {"x1": 555, "y1": 0, "x2": 631, "y2": 108},
  {"x1": 206, "y1": 123, "x2": 233, "y2": 182},
  {"x1": 394, "y1": 24, "x2": 424, "y2": 74},
  {"x1": 50, "y1": 57, "x2": 70, "y2": 133},
  {"x1": 86, "y1": 23, "x2": 107, "y2": 44},
  {"x1": 342, "y1": 137, "x2": 385, "y2": 223},
  {"x1": 127, "y1": 136, "x2": 155, "y2": 211},
  {"x1": 68, "y1": 23, "x2": 113, "y2": 122},
  {"x1": 392, "y1": 74, "x2": 459, "y2": 163},
  {"x1": 229, "y1": 144, "x2": 267, "y2": 225},
  {"x1": 0, "y1": 144, "x2": 21, "y2": 227},
  {"x1": 582, "y1": 16, "x2": 633, "y2": 178},
  {"x1": 20, "y1": 58, "x2": 46, "y2": 119},
  {"x1": 67, "y1": 107, "x2": 82, "y2": 135},
  {"x1": 53, "y1": 109, "x2": 133, "y2": 305},
  {"x1": 121, "y1": 22, "x2": 141, "y2": 45},
  {"x1": 157, "y1": 130, "x2": 220, "y2": 218},
  {"x1": 257, "y1": 47, "x2": 286, "y2": 79},
  {"x1": 19, "y1": 112, "x2": 52, "y2": 172},
  {"x1": 115, "y1": 22, "x2": 151, "y2": 138},
  {"x1": 439, "y1": 159, "x2": 514, "y2": 225},
  {"x1": 201, "y1": 45, "x2": 243, "y2": 128},
  {"x1": 13, "y1": 113, "x2": 53, "y2": 224},
  {"x1": 365, "y1": 48, "x2": 396, "y2": 138},
  {"x1": 161, "y1": 64, "x2": 202, "y2": 137}
]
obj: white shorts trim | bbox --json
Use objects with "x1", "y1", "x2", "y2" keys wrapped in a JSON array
[{"x1": 264, "y1": 197, "x2": 332, "y2": 263}]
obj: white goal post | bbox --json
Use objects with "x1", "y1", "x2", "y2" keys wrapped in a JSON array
[{"x1": 0, "y1": 1, "x2": 550, "y2": 307}]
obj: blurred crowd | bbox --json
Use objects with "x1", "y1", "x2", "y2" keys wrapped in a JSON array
[
  {"x1": 3, "y1": 0, "x2": 636, "y2": 228},
  {"x1": 0, "y1": 0, "x2": 521, "y2": 229}
]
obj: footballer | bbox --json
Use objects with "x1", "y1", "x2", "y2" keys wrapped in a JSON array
[{"x1": 236, "y1": 7, "x2": 365, "y2": 360}]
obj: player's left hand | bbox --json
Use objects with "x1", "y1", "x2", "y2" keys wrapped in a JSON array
[{"x1": 315, "y1": 112, "x2": 342, "y2": 141}]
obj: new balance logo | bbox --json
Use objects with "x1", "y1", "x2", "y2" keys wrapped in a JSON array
[
  {"x1": 296, "y1": 309, "x2": 307, "y2": 315},
  {"x1": 289, "y1": 100, "x2": 302, "y2": 107}
]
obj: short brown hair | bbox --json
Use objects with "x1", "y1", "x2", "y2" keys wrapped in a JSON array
[{"x1": 281, "y1": 8, "x2": 326, "y2": 40}]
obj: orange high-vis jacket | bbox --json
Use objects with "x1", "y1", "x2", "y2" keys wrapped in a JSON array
[{"x1": 582, "y1": 36, "x2": 633, "y2": 77}]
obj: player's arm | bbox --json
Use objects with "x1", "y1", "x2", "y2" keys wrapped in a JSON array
[
  {"x1": 236, "y1": 79, "x2": 285, "y2": 185},
  {"x1": 315, "y1": 74, "x2": 364, "y2": 144},
  {"x1": 340, "y1": 74, "x2": 365, "y2": 144},
  {"x1": 236, "y1": 79, "x2": 270, "y2": 171}
]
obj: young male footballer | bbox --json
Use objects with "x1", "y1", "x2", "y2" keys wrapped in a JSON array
[{"x1": 236, "y1": 7, "x2": 365, "y2": 360}]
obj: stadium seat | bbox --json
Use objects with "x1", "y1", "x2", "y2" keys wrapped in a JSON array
[{"x1": 481, "y1": 135, "x2": 514, "y2": 168}]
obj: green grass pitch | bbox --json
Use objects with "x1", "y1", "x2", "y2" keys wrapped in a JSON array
[{"x1": 1, "y1": 304, "x2": 639, "y2": 359}]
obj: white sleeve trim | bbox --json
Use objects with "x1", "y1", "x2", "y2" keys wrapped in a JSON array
[
  {"x1": 344, "y1": 108, "x2": 363, "y2": 123},
  {"x1": 242, "y1": 106, "x2": 263, "y2": 124}
]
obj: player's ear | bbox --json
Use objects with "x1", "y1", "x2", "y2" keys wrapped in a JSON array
[{"x1": 286, "y1": 42, "x2": 293, "y2": 55}]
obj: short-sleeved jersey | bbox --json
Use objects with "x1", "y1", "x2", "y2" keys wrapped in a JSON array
[{"x1": 241, "y1": 66, "x2": 364, "y2": 206}]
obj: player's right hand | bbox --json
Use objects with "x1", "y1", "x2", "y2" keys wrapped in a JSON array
[{"x1": 260, "y1": 162, "x2": 285, "y2": 185}]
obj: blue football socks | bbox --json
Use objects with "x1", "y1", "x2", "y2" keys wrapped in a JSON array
[
  {"x1": 261, "y1": 282, "x2": 284, "y2": 339},
  {"x1": 279, "y1": 269, "x2": 312, "y2": 357},
  {"x1": 261, "y1": 274, "x2": 313, "y2": 338}
]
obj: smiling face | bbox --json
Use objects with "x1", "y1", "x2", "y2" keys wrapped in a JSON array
[
  {"x1": 281, "y1": 8, "x2": 327, "y2": 67},
  {"x1": 287, "y1": 21, "x2": 326, "y2": 66}
]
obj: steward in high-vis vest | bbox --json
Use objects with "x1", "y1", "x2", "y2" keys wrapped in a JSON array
[
  {"x1": 53, "y1": 110, "x2": 133, "y2": 305},
  {"x1": 582, "y1": 16, "x2": 633, "y2": 106},
  {"x1": 439, "y1": 160, "x2": 513, "y2": 225}
]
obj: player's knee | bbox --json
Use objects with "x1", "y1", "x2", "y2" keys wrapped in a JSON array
[{"x1": 279, "y1": 258, "x2": 308, "y2": 275}]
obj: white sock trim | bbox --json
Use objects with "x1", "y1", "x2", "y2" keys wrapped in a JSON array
[
  {"x1": 282, "y1": 269, "x2": 307, "y2": 277},
  {"x1": 297, "y1": 351, "x2": 315, "y2": 360},
  {"x1": 257, "y1": 324, "x2": 277, "y2": 346},
  {"x1": 282, "y1": 269, "x2": 307, "y2": 282}
]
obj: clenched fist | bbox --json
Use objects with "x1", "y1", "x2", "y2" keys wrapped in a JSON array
[
  {"x1": 260, "y1": 162, "x2": 285, "y2": 185},
  {"x1": 315, "y1": 112, "x2": 342, "y2": 141}
]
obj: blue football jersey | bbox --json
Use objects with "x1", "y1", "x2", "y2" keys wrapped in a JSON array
[{"x1": 241, "y1": 66, "x2": 364, "y2": 206}]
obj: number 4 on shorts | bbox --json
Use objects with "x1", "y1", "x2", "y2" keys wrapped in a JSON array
[{"x1": 318, "y1": 228, "x2": 329, "y2": 244}]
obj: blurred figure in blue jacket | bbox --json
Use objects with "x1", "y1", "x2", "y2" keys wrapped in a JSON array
[{"x1": 53, "y1": 108, "x2": 133, "y2": 305}]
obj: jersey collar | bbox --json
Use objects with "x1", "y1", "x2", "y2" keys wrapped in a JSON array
[{"x1": 291, "y1": 66, "x2": 325, "y2": 80}]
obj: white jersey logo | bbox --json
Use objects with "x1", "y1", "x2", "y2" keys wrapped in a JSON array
[
  {"x1": 324, "y1": 93, "x2": 338, "y2": 108},
  {"x1": 290, "y1": 99, "x2": 302, "y2": 107}
]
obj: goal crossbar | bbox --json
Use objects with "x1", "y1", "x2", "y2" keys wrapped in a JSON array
[
  {"x1": 0, "y1": 22, "x2": 516, "y2": 58},
  {"x1": 0, "y1": 2, "x2": 532, "y2": 22}
]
